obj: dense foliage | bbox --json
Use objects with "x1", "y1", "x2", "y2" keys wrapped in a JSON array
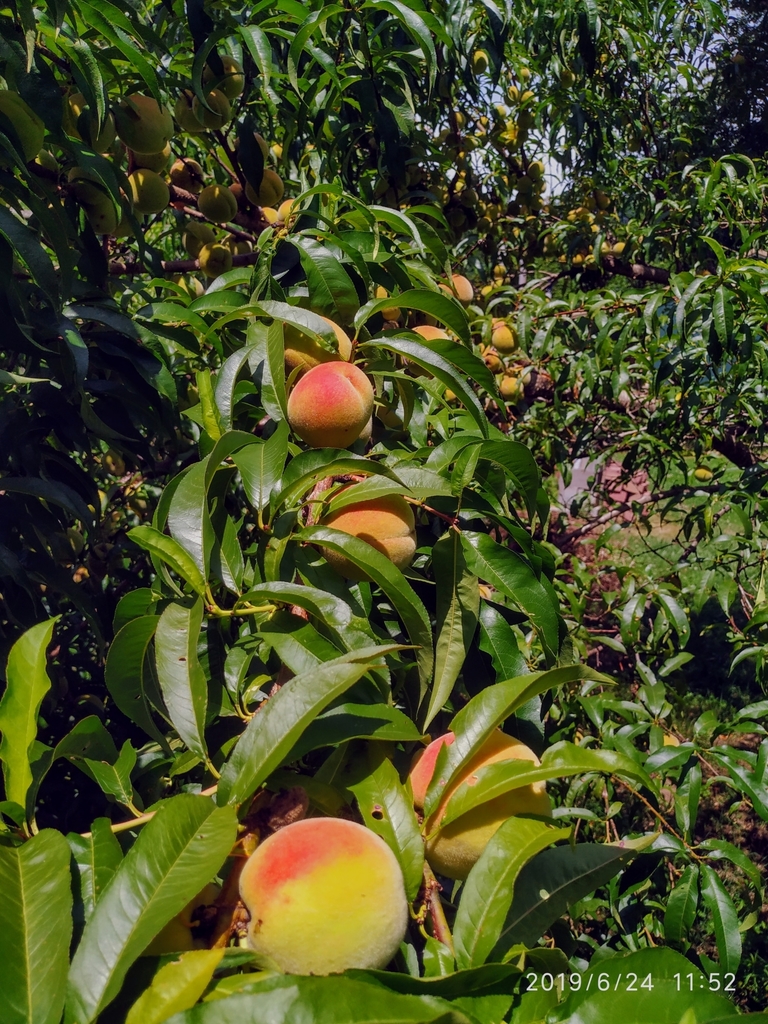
[{"x1": 0, "y1": 0, "x2": 766, "y2": 1020}]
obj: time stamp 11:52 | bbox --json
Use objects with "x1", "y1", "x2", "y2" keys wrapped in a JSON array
[{"x1": 523, "y1": 972, "x2": 738, "y2": 993}]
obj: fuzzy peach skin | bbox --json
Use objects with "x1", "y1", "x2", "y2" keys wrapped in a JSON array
[
  {"x1": 283, "y1": 316, "x2": 353, "y2": 371},
  {"x1": 410, "y1": 730, "x2": 551, "y2": 880},
  {"x1": 319, "y1": 489, "x2": 416, "y2": 581},
  {"x1": 239, "y1": 818, "x2": 408, "y2": 975},
  {"x1": 286, "y1": 361, "x2": 373, "y2": 448}
]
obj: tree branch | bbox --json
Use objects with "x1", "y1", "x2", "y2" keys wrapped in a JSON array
[
  {"x1": 108, "y1": 250, "x2": 259, "y2": 276},
  {"x1": 601, "y1": 254, "x2": 671, "y2": 285}
]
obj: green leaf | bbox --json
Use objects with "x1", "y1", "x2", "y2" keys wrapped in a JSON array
[
  {"x1": 154, "y1": 599, "x2": 209, "y2": 762},
  {"x1": 66, "y1": 795, "x2": 237, "y2": 1024},
  {"x1": 361, "y1": 338, "x2": 488, "y2": 435},
  {"x1": 164, "y1": 974, "x2": 467, "y2": 1023},
  {"x1": 699, "y1": 864, "x2": 742, "y2": 975},
  {"x1": 546, "y1": 948, "x2": 736, "y2": 1024},
  {"x1": 664, "y1": 863, "x2": 699, "y2": 948},
  {"x1": 0, "y1": 829, "x2": 73, "y2": 1024},
  {"x1": 125, "y1": 949, "x2": 225, "y2": 1024},
  {"x1": 362, "y1": 1, "x2": 437, "y2": 92},
  {"x1": 216, "y1": 646, "x2": 403, "y2": 807},
  {"x1": 424, "y1": 666, "x2": 613, "y2": 819},
  {"x1": 424, "y1": 531, "x2": 479, "y2": 729},
  {"x1": 438, "y1": 742, "x2": 653, "y2": 829},
  {"x1": 0, "y1": 617, "x2": 58, "y2": 816},
  {"x1": 232, "y1": 421, "x2": 289, "y2": 512},
  {"x1": 349, "y1": 757, "x2": 425, "y2": 901},
  {"x1": 490, "y1": 835, "x2": 655, "y2": 954},
  {"x1": 355, "y1": 289, "x2": 470, "y2": 342},
  {"x1": 288, "y1": 703, "x2": 422, "y2": 760},
  {"x1": 293, "y1": 237, "x2": 359, "y2": 323},
  {"x1": 453, "y1": 818, "x2": 570, "y2": 969},
  {"x1": 478, "y1": 604, "x2": 528, "y2": 682},
  {"x1": 105, "y1": 616, "x2": 166, "y2": 745},
  {"x1": 168, "y1": 460, "x2": 215, "y2": 580},
  {"x1": 128, "y1": 526, "x2": 207, "y2": 597},
  {"x1": 299, "y1": 525, "x2": 434, "y2": 688},
  {"x1": 67, "y1": 818, "x2": 124, "y2": 923},
  {"x1": 461, "y1": 532, "x2": 561, "y2": 663},
  {"x1": 84, "y1": 739, "x2": 137, "y2": 806}
]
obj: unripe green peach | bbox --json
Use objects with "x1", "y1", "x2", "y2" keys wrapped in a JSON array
[
  {"x1": 0, "y1": 90, "x2": 45, "y2": 162},
  {"x1": 319, "y1": 489, "x2": 416, "y2": 581},
  {"x1": 287, "y1": 361, "x2": 373, "y2": 449},
  {"x1": 183, "y1": 221, "x2": 216, "y2": 258},
  {"x1": 472, "y1": 49, "x2": 489, "y2": 74},
  {"x1": 410, "y1": 730, "x2": 551, "y2": 880},
  {"x1": 239, "y1": 818, "x2": 408, "y2": 975},
  {"x1": 245, "y1": 168, "x2": 284, "y2": 207},
  {"x1": 499, "y1": 373, "x2": 524, "y2": 401},
  {"x1": 171, "y1": 274, "x2": 205, "y2": 298},
  {"x1": 127, "y1": 169, "x2": 170, "y2": 215},
  {"x1": 197, "y1": 183, "x2": 238, "y2": 223},
  {"x1": 65, "y1": 92, "x2": 117, "y2": 151},
  {"x1": 283, "y1": 316, "x2": 352, "y2": 372},
  {"x1": 34, "y1": 149, "x2": 59, "y2": 173},
  {"x1": 131, "y1": 142, "x2": 171, "y2": 173},
  {"x1": 115, "y1": 94, "x2": 174, "y2": 154},
  {"x1": 198, "y1": 242, "x2": 233, "y2": 279},
  {"x1": 174, "y1": 91, "x2": 206, "y2": 134},
  {"x1": 223, "y1": 235, "x2": 252, "y2": 255},
  {"x1": 693, "y1": 466, "x2": 713, "y2": 482},
  {"x1": 142, "y1": 883, "x2": 220, "y2": 956},
  {"x1": 68, "y1": 167, "x2": 119, "y2": 234},
  {"x1": 203, "y1": 55, "x2": 245, "y2": 99},
  {"x1": 491, "y1": 318, "x2": 518, "y2": 353},
  {"x1": 192, "y1": 89, "x2": 231, "y2": 129},
  {"x1": 169, "y1": 157, "x2": 205, "y2": 193}
]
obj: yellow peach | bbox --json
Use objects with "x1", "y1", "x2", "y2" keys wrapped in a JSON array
[
  {"x1": 283, "y1": 316, "x2": 352, "y2": 372},
  {"x1": 411, "y1": 730, "x2": 551, "y2": 879},
  {"x1": 319, "y1": 488, "x2": 416, "y2": 581},
  {"x1": 287, "y1": 361, "x2": 373, "y2": 448},
  {"x1": 239, "y1": 818, "x2": 408, "y2": 974}
]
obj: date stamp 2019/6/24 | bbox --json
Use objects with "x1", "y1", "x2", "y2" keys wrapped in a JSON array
[{"x1": 523, "y1": 971, "x2": 738, "y2": 995}]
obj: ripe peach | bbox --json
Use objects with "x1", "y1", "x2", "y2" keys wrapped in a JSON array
[
  {"x1": 319, "y1": 488, "x2": 416, "y2": 581},
  {"x1": 410, "y1": 730, "x2": 551, "y2": 879},
  {"x1": 239, "y1": 818, "x2": 408, "y2": 974},
  {"x1": 439, "y1": 273, "x2": 473, "y2": 304},
  {"x1": 287, "y1": 361, "x2": 373, "y2": 449},
  {"x1": 375, "y1": 285, "x2": 401, "y2": 321},
  {"x1": 115, "y1": 94, "x2": 174, "y2": 154},
  {"x1": 413, "y1": 324, "x2": 449, "y2": 342},
  {"x1": 283, "y1": 316, "x2": 352, "y2": 371}
]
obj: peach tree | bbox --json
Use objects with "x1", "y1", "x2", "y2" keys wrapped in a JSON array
[{"x1": 0, "y1": 0, "x2": 765, "y2": 1021}]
